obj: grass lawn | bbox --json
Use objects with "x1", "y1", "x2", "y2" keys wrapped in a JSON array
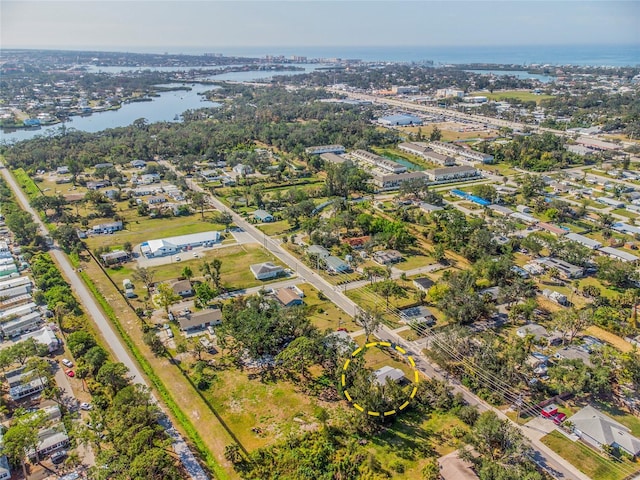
[
  {"x1": 299, "y1": 283, "x2": 360, "y2": 333},
  {"x1": 107, "y1": 244, "x2": 284, "y2": 294},
  {"x1": 402, "y1": 123, "x2": 498, "y2": 142},
  {"x1": 346, "y1": 286, "x2": 416, "y2": 328},
  {"x1": 471, "y1": 90, "x2": 554, "y2": 104},
  {"x1": 78, "y1": 254, "x2": 241, "y2": 478},
  {"x1": 612, "y1": 208, "x2": 639, "y2": 220},
  {"x1": 541, "y1": 430, "x2": 640, "y2": 480},
  {"x1": 584, "y1": 326, "x2": 634, "y2": 353},
  {"x1": 395, "y1": 253, "x2": 434, "y2": 271},
  {"x1": 256, "y1": 219, "x2": 292, "y2": 236},
  {"x1": 366, "y1": 410, "x2": 469, "y2": 479},
  {"x1": 85, "y1": 215, "x2": 226, "y2": 250},
  {"x1": 201, "y1": 367, "x2": 329, "y2": 452}
]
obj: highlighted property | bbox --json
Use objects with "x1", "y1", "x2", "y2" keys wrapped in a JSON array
[{"x1": 341, "y1": 341, "x2": 420, "y2": 417}]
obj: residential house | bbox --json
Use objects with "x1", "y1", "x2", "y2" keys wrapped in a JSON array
[
  {"x1": 325, "y1": 256, "x2": 350, "y2": 274},
  {"x1": 535, "y1": 257, "x2": 584, "y2": 279},
  {"x1": 570, "y1": 406, "x2": 640, "y2": 457},
  {"x1": 171, "y1": 279, "x2": 194, "y2": 298},
  {"x1": 565, "y1": 233, "x2": 602, "y2": 250},
  {"x1": 232, "y1": 164, "x2": 253, "y2": 176},
  {"x1": 598, "y1": 246, "x2": 639, "y2": 263},
  {"x1": 176, "y1": 309, "x2": 222, "y2": 331},
  {"x1": 99, "y1": 250, "x2": 130, "y2": 266},
  {"x1": 536, "y1": 222, "x2": 567, "y2": 236},
  {"x1": 425, "y1": 166, "x2": 479, "y2": 183},
  {"x1": 307, "y1": 245, "x2": 330, "y2": 258},
  {"x1": 372, "y1": 249, "x2": 404, "y2": 265},
  {"x1": 250, "y1": 262, "x2": 284, "y2": 280},
  {"x1": 0, "y1": 311, "x2": 42, "y2": 338},
  {"x1": 542, "y1": 289, "x2": 569, "y2": 306},
  {"x1": 413, "y1": 277, "x2": 434, "y2": 292},
  {"x1": 131, "y1": 159, "x2": 146, "y2": 168},
  {"x1": 253, "y1": 210, "x2": 274, "y2": 222},
  {"x1": 419, "y1": 202, "x2": 443, "y2": 214},
  {"x1": 275, "y1": 287, "x2": 304, "y2": 307},
  {"x1": 6, "y1": 366, "x2": 48, "y2": 400},
  {"x1": 22, "y1": 325, "x2": 60, "y2": 352},
  {"x1": 373, "y1": 366, "x2": 405, "y2": 386},
  {"x1": 91, "y1": 221, "x2": 123, "y2": 235},
  {"x1": 516, "y1": 324, "x2": 548, "y2": 342},
  {"x1": 28, "y1": 427, "x2": 69, "y2": 460},
  {"x1": 555, "y1": 347, "x2": 593, "y2": 366}
]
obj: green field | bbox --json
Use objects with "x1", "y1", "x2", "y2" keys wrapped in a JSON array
[
  {"x1": 541, "y1": 431, "x2": 640, "y2": 480},
  {"x1": 106, "y1": 244, "x2": 285, "y2": 295},
  {"x1": 85, "y1": 216, "x2": 226, "y2": 250},
  {"x1": 471, "y1": 90, "x2": 554, "y2": 104}
]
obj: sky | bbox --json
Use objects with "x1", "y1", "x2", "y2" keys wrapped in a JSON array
[{"x1": 1, "y1": 1, "x2": 639, "y2": 52}]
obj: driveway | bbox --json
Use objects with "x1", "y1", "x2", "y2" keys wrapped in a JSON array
[{"x1": 524, "y1": 415, "x2": 557, "y2": 441}]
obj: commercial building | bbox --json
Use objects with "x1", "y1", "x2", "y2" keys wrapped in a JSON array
[
  {"x1": 140, "y1": 231, "x2": 221, "y2": 258},
  {"x1": 378, "y1": 114, "x2": 423, "y2": 126},
  {"x1": 429, "y1": 141, "x2": 494, "y2": 163},
  {"x1": 371, "y1": 171, "x2": 429, "y2": 191},
  {"x1": 319, "y1": 152, "x2": 347, "y2": 165},
  {"x1": 305, "y1": 145, "x2": 346, "y2": 155},
  {"x1": 351, "y1": 150, "x2": 407, "y2": 174},
  {"x1": 426, "y1": 166, "x2": 479, "y2": 183}
]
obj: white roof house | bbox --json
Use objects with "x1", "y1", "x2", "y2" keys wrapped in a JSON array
[
  {"x1": 565, "y1": 233, "x2": 602, "y2": 250},
  {"x1": 250, "y1": 262, "x2": 284, "y2": 281},
  {"x1": 373, "y1": 365, "x2": 405, "y2": 386},
  {"x1": 22, "y1": 325, "x2": 60, "y2": 352},
  {"x1": 140, "y1": 231, "x2": 221, "y2": 258},
  {"x1": 598, "y1": 246, "x2": 640, "y2": 263},
  {"x1": 571, "y1": 405, "x2": 640, "y2": 456}
]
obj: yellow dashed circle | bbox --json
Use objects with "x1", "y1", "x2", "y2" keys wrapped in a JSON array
[{"x1": 341, "y1": 341, "x2": 420, "y2": 417}]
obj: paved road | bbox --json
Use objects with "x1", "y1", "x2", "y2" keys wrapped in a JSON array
[
  {"x1": 162, "y1": 161, "x2": 589, "y2": 480},
  {"x1": 376, "y1": 326, "x2": 590, "y2": 480},
  {"x1": 0, "y1": 163, "x2": 210, "y2": 480}
]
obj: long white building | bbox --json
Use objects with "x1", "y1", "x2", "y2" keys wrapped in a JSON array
[
  {"x1": 429, "y1": 141, "x2": 494, "y2": 164},
  {"x1": 140, "y1": 231, "x2": 221, "y2": 258},
  {"x1": 351, "y1": 150, "x2": 407, "y2": 174}
]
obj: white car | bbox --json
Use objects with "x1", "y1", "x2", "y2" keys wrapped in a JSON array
[
  {"x1": 79, "y1": 402, "x2": 92, "y2": 411},
  {"x1": 174, "y1": 256, "x2": 181, "y2": 262},
  {"x1": 61, "y1": 358, "x2": 73, "y2": 368},
  {"x1": 193, "y1": 252, "x2": 199, "y2": 257}
]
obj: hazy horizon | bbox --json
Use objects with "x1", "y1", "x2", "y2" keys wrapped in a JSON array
[{"x1": 2, "y1": 1, "x2": 639, "y2": 52}]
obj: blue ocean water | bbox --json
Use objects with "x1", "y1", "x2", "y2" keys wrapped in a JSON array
[{"x1": 152, "y1": 44, "x2": 640, "y2": 67}]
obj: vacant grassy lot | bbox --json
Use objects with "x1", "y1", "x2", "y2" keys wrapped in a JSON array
[
  {"x1": 256, "y1": 219, "x2": 291, "y2": 236},
  {"x1": 403, "y1": 123, "x2": 497, "y2": 142},
  {"x1": 471, "y1": 90, "x2": 554, "y2": 104},
  {"x1": 541, "y1": 430, "x2": 639, "y2": 480},
  {"x1": 86, "y1": 216, "x2": 226, "y2": 251},
  {"x1": 299, "y1": 283, "x2": 359, "y2": 332},
  {"x1": 106, "y1": 244, "x2": 285, "y2": 295},
  {"x1": 395, "y1": 252, "x2": 434, "y2": 271}
]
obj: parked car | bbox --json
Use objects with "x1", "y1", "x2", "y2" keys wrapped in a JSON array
[
  {"x1": 51, "y1": 450, "x2": 68, "y2": 465},
  {"x1": 553, "y1": 412, "x2": 567, "y2": 425},
  {"x1": 79, "y1": 402, "x2": 92, "y2": 411},
  {"x1": 174, "y1": 256, "x2": 181, "y2": 262},
  {"x1": 65, "y1": 370, "x2": 75, "y2": 377},
  {"x1": 61, "y1": 358, "x2": 73, "y2": 368}
]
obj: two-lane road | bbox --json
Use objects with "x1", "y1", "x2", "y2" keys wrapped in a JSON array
[{"x1": 0, "y1": 163, "x2": 210, "y2": 480}]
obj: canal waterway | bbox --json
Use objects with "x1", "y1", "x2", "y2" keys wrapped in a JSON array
[{"x1": 1, "y1": 66, "x2": 319, "y2": 143}]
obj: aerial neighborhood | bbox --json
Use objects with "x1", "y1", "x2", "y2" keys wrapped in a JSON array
[{"x1": 0, "y1": 48, "x2": 639, "y2": 480}]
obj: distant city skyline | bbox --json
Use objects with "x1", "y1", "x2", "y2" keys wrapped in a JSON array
[{"x1": 2, "y1": 1, "x2": 639, "y2": 52}]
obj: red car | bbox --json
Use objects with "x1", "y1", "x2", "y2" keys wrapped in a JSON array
[
  {"x1": 553, "y1": 413, "x2": 567, "y2": 425},
  {"x1": 65, "y1": 370, "x2": 75, "y2": 378}
]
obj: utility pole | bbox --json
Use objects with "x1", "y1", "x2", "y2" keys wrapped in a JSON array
[{"x1": 516, "y1": 393, "x2": 523, "y2": 425}]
